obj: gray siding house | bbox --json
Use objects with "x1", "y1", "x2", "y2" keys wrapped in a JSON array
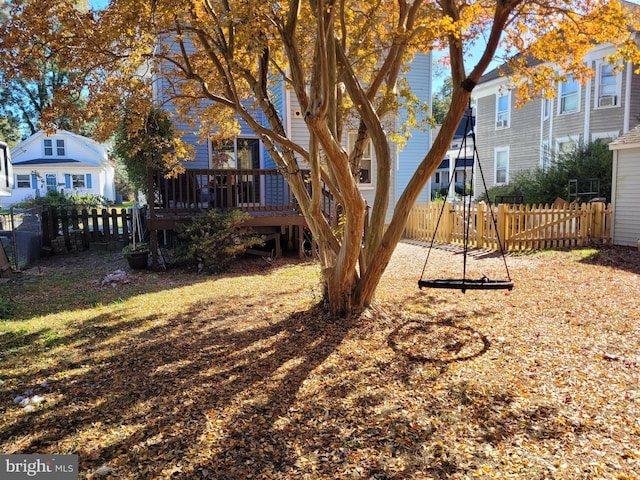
[
  {"x1": 608, "y1": 125, "x2": 640, "y2": 246},
  {"x1": 473, "y1": 40, "x2": 640, "y2": 191}
]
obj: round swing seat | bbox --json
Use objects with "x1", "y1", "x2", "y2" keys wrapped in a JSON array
[
  {"x1": 416, "y1": 105, "x2": 514, "y2": 294},
  {"x1": 418, "y1": 277, "x2": 514, "y2": 292}
]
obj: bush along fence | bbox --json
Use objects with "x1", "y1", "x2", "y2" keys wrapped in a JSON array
[
  {"x1": 41, "y1": 206, "x2": 140, "y2": 254},
  {"x1": 404, "y1": 201, "x2": 611, "y2": 251}
]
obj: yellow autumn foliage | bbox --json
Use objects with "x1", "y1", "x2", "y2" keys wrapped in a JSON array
[{"x1": 1, "y1": 0, "x2": 637, "y2": 315}]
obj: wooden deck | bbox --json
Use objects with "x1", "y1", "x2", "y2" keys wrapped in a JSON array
[{"x1": 147, "y1": 168, "x2": 322, "y2": 263}]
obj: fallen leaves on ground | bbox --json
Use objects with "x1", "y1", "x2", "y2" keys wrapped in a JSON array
[{"x1": 0, "y1": 243, "x2": 638, "y2": 479}]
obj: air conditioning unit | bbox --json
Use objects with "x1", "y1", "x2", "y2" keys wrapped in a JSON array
[
  {"x1": 599, "y1": 95, "x2": 617, "y2": 107},
  {"x1": 496, "y1": 119, "x2": 508, "y2": 128}
]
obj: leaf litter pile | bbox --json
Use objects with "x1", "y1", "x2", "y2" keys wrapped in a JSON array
[{"x1": 0, "y1": 243, "x2": 638, "y2": 479}]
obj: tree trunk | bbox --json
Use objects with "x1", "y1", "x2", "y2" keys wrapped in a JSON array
[{"x1": 354, "y1": 86, "x2": 474, "y2": 310}]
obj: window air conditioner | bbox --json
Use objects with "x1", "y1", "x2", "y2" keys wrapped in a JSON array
[
  {"x1": 598, "y1": 95, "x2": 617, "y2": 107},
  {"x1": 496, "y1": 119, "x2": 508, "y2": 128}
]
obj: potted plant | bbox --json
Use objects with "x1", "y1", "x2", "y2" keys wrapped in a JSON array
[{"x1": 122, "y1": 242, "x2": 150, "y2": 269}]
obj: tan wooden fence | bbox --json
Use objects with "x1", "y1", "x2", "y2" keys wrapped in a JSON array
[{"x1": 404, "y1": 202, "x2": 611, "y2": 251}]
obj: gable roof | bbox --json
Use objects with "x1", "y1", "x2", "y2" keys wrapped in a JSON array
[
  {"x1": 13, "y1": 158, "x2": 83, "y2": 165},
  {"x1": 11, "y1": 129, "x2": 109, "y2": 167},
  {"x1": 478, "y1": 53, "x2": 543, "y2": 85},
  {"x1": 609, "y1": 125, "x2": 640, "y2": 150},
  {"x1": 479, "y1": 1, "x2": 639, "y2": 86}
]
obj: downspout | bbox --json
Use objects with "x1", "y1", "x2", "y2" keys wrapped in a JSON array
[
  {"x1": 539, "y1": 97, "x2": 544, "y2": 167},
  {"x1": 610, "y1": 148, "x2": 618, "y2": 243},
  {"x1": 584, "y1": 71, "x2": 592, "y2": 142},
  {"x1": 624, "y1": 61, "x2": 632, "y2": 133}
]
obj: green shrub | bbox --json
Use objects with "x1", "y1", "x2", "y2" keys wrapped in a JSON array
[
  {"x1": 481, "y1": 139, "x2": 613, "y2": 206},
  {"x1": 11, "y1": 189, "x2": 105, "y2": 209},
  {"x1": 122, "y1": 242, "x2": 150, "y2": 256},
  {"x1": 173, "y1": 209, "x2": 264, "y2": 273}
]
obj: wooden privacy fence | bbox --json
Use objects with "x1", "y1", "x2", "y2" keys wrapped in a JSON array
[
  {"x1": 405, "y1": 202, "x2": 611, "y2": 251},
  {"x1": 41, "y1": 206, "x2": 137, "y2": 252}
]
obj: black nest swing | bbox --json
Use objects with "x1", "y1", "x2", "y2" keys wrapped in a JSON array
[{"x1": 418, "y1": 107, "x2": 514, "y2": 294}]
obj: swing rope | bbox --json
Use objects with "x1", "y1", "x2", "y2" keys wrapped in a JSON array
[
  {"x1": 471, "y1": 127, "x2": 513, "y2": 284},
  {"x1": 418, "y1": 106, "x2": 513, "y2": 293}
]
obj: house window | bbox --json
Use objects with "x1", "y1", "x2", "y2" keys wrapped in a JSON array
[
  {"x1": 540, "y1": 141, "x2": 552, "y2": 171},
  {"x1": 592, "y1": 131, "x2": 619, "y2": 143},
  {"x1": 348, "y1": 132, "x2": 372, "y2": 184},
  {"x1": 597, "y1": 63, "x2": 618, "y2": 108},
  {"x1": 435, "y1": 172, "x2": 441, "y2": 184},
  {"x1": 543, "y1": 96, "x2": 551, "y2": 120},
  {"x1": 559, "y1": 76, "x2": 579, "y2": 114},
  {"x1": 46, "y1": 173, "x2": 57, "y2": 191},
  {"x1": 44, "y1": 139, "x2": 53, "y2": 156},
  {"x1": 210, "y1": 139, "x2": 236, "y2": 168},
  {"x1": 71, "y1": 174, "x2": 85, "y2": 189},
  {"x1": 556, "y1": 137, "x2": 578, "y2": 157},
  {"x1": 496, "y1": 93, "x2": 510, "y2": 128},
  {"x1": 16, "y1": 174, "x2": 31, "y2": 188},
  {"x1": 495, "y1": 147, "x2": 509, "y2": 185},
  {"x1": 43, "y1": 138, "x2": 65, "y2": 156}
]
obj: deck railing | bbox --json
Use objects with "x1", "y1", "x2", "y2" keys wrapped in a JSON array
[
  {"x1": 148, "y1": 168, "x2": 340, "y2": 223},
  {"x1": 150, "y1": 168, "x2": 300, "y2": 213}
]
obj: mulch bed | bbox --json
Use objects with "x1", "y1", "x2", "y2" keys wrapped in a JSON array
[{"x1": 1, "y1": 242, "x2": 639, "y2": 479}]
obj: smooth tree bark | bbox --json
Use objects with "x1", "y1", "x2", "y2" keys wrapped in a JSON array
[{"x1": 1, "y1": 0, "x2": 637, "y2": 317}]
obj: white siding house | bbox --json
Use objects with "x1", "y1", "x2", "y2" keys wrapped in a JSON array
[
  {"x1": 6, "y1": 130, "x2": 115, "y2": 207},
  {"x1": 609, "y1": 126, "x2": 640, "y2": 246},
  {"x1": 0, "y1": 142, "x2": 14, "y2": 199}
]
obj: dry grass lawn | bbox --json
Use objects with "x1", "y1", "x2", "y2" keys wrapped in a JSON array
[{"x1": 0, "y1": 242, "x2": 639, "y2": 479}]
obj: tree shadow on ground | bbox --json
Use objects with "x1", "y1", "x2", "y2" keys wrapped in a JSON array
[
  {"x1": 1, "y1": 286, "x2": 590, "y2": 479},
  {"x1": 2, "y1": 249, "x2": 314, "y2": 321},
  {"x1": 388, "y1": 317, "x2": 490, "y2": 364},
  {"x1": 577, "y1": 244, "x2": 640, "y2": 274},
  {"x1": 0, "y1": 297, "x2": 351, "y2": 477}
]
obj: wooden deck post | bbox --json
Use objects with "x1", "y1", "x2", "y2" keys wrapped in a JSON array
[{"x1": 147, "y1": 169, "x2": 159, "y2": 269}]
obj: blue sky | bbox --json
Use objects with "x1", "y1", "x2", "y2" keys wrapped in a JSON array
[{"x1": 90, "y1": 0, "x2": 108, "y2": 9}]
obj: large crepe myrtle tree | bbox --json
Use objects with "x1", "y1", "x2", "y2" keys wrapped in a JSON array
[{"x1": 1, "y1": 0, "x2": 638, "y2": 317}]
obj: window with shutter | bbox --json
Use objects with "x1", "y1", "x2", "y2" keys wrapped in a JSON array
[
  {"x1": 16, "y1": 174, "x2": 31, "y2": 188},
  {"x1": 71, "y1": 174, "x2": 86, "y2": 188}
]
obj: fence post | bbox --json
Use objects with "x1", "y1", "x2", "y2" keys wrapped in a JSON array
[
  {"x1": 101, "y1": 209, "x2": 111, "y2": 242},
  {"x1": 497, "y1": 204, "x2": 508, "y2": 251},
  {"x1": 110, "y1": 208, "x2": 119, "y2": 239},
  {"x1": 579, "y1": 203, "x2": 589, "y2": 245},
  {"x1": 60, "y1": 209, "x2": 71, "y2": 250},
  {"x1": 405, "y1": 205, "x2": 415, "y2": 239},
  {"x1": 121, "y1": 208, "x2": 130, "y2": 243},
  {"x1": 443, "y1": 202, "x2": 452, "y2": 244},
  {"x1": 604, "y1": 203, "x2": 612, "y2": 243},
  {"x1": 81, "y1": 209, "x2": 91, "y2": 248},
  {"x1": 45, "y1": 206, "x2": 57, "y2": 245},
  {"x1": 591, "y1": 202, "x2": 604, "y2": 241},
  {"x1": 476, "y1": 202, "x2": 484, "y2": 248}
]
